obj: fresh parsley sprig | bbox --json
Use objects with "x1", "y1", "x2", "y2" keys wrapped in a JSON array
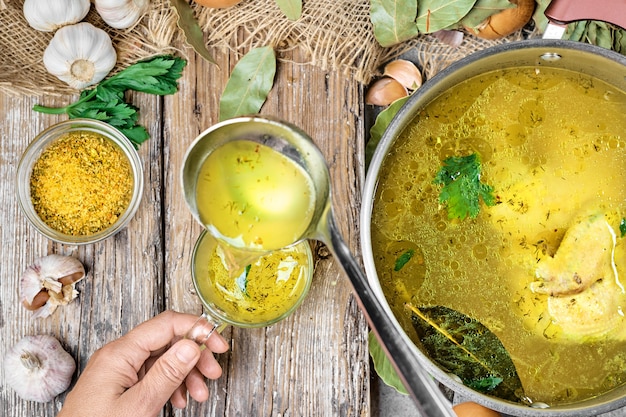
[
  {"x1": 433, "y1": 153, "x2": 496, "y2": 221},
  {"x1": 33, "y1": 55, "x2": 187, "y2": 147}
]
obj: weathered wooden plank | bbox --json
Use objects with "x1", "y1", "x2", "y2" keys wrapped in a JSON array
[
  {"x1": 0, "y1": 42, "x2": 370, "y2": 417},
  {"x1": 0, "y1": 90, "x2": 167, "y2": 415},
  {"x1": 162, "y1": 45, "x2": 370, "y2": 417}
]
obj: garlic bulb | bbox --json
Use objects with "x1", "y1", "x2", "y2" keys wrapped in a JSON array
[
  {"x1": 20, "y1": 254, "x2": 86, "y2": 319},
  {"x1": 365, "y1": 77, "x2": 408, "y2": 106},
  {"x1": 43, "y1": 22, "x2": 117, "y2": 90},
  {"x1": 4, "y1": 335, "x2": 76, "y2": 402},
  {"x1": 95, "y1": 0, "x2": 150, "y2": 30},
  {"x1": 23, "y1": 0, "x2": 91, "y2": 32}
]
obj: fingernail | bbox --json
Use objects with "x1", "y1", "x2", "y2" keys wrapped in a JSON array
[{"x1": 175, "y1": 342, "x2": 198, "y2": 362}]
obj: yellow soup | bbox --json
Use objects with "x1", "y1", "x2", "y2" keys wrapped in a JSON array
[
  {"x1": 371, "y1": 67, "x2": 626, "y2": 406},
  {"x1": 195, "y1": 140, "x2": 316, "y2": 251},
  {"x1": 193, "y1": 235, "x2": 313, "y2": 326}
]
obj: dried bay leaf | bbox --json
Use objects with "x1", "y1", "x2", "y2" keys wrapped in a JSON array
[
  {"x1": 366, "y1": 95, "x2": 409, "y2": 168},
  {"x1": 219, "y1": 46, "x2": 277, "y2": 121},
  {"x1": 416, "y1": 0, "x2": 477, "y2": 33},
  {"x1": 370, "y1": 0, "x2": 419, "y2": 47},
  {"x1": 276, "y1": 0, "x2": 302, "y2": 21},
  {"x1": 407, "y1": 304, "x2": 525, "y2": 402},
  {"x1": 458, "y1": 0, "x2": 514, "y2": 30},
  {"x1": 170, "y1": 0, "x2": 217, "y2": 65},
  {"x1": 368, "y1": 331, "x2": 409, "y2": 395}
]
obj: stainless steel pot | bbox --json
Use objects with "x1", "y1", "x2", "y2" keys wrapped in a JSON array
[{"x1": 360, "y1": 39, "x2": 626, "y2": 416}]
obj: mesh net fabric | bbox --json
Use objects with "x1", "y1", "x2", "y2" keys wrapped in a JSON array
[{"x1": 0, "y1": 0, "x2": 517, "y2": 96}]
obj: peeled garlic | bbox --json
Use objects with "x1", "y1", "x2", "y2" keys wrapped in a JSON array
[
  {"x1": 383, "y1": 59, "x2": 423, "y2": 90},
  {"x1": 365, "y1": 77, "x2": 408, "y2": 107},
  {"x1": 20, "y1": 254, "x2": 86, "y2": 319},
  {"x1": 95, "y1": 0, "x2": 150, "y2": 30},
  {"x1": 43, "y1": 22, "x2": 117, "y2": 90},
  {"x1": 4, "y1": 335, "x2": 76, "y2": 402},
  {"x1": 23, "y1": 0, "x2": 90, "y2": 32}
]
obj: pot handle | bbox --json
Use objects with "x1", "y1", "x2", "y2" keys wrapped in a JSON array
[{"x1": 545, "y1": 0, "x2": 626, "y2": 30}]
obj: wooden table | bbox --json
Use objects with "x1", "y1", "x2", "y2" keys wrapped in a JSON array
[{"x1": 0, "y1": 47, "x2": 372, "y2": 416}]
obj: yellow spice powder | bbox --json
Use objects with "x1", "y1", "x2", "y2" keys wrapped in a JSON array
[{"x1": 30, "y1": 131, "x2": 134, "y2": 236}]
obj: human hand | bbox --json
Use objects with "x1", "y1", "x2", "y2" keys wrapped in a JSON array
[{"x1": 57, "y1": 310, "x2": 229, "y2": 417}]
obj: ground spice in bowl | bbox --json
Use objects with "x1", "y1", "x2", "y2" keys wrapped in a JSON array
[
  {"x1": 16, "y1": 119, "x2": 144, "y2": 245},
  {"x1": 30, "y1": 131, "x2": 133, "y2": 236}
]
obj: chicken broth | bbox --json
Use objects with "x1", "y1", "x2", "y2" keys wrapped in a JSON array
[{"x1": 371, "y1": 66, "x2": 626, "y2": 406}]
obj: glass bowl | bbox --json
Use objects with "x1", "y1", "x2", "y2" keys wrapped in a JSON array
[
  {"x1": 16, "y1": 119, "x2": 144, "y2": 245},
  {"x1": 191, "y1": 230, "x2": 314, "y2": 328}
]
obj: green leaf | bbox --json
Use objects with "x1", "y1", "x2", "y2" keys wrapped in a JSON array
[
  {"x1": 120, "y1": 126, "x2": 150, "y2": 146},
  {"x1": 33, "y1": 55, "x2": 187, "y2": 147},
  {"x1": 532, "y1": 0, "x2": 551, "y2": 33},
  {"x1": 170, "y1": 0, "x2": 217, "y2": 65},
  {"x1": 219, "y1": 46, "x2": 277, "y2": 121},
  {"x1": 275, "y1": 0, "x2": 302, "y2": 20},
  {"x1": 620, "y1": 218, "x2": 626, "y2": 238},
  {"x1": 368, "y1": 331, "x2": 409, "y2": 395},
  {"x1": 394, "y1": 249, "x2": 415, "y2": 271},
  {"x1": 407, "y1": 304, "x2": 524, "y2": 402},
  {"x1": 100, "y1": 56, "x2": 187, "y2": 96},
  {"x1": 416, "y1": 0, "x2": 477, "y2": 33},
  {"x1": 370, "y1": 0, "x2": 419, "y2": 47},
  {"x1": 458, "y1": 0, "x2": 514, "y2": 30},
  {"x1": 366, "y1": 95, "x2": 410, "y2": 169},
  {"x1": 432, "y1": 153, "x2": 496, "y2": 220},
  {"x1": 235, "y1": 264, "x2": 252, "y2": 297}
]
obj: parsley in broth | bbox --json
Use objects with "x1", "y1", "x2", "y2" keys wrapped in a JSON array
[{"x1": 433, "y1": 153, "x2": 496, "y2": 220}]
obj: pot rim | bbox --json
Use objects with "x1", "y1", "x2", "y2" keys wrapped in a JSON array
[{"x1": 360, "y1": 39, "x2": 626, "y2": 417}]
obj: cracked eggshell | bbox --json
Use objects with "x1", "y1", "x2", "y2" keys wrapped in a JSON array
[
  {"x1": 20, "y1": 254, "x2": 86, "y2": 319},
  {"x1": 4, "y1": 335, "x2": 76, "y2": 402}
]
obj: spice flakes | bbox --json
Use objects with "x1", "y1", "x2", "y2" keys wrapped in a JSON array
[{"x1": 30, "y1": 131, "x2": 133, "y2": 236}]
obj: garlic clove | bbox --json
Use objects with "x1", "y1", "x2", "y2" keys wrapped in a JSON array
[
  {"x1": 4, "y1": 335, "x2": 76, "y2": 403},
  {"x1": 365, "y1": 77, "x2": 409, "y2": 107},
  {"x1": 95, "y1": 0, "x2": 150, "y2": 30},
  {"x1": 383, "y1": 59, "x2": 423, "y2": 91},
  {"x1": 20, "y1": 254, "x2": 86, "y2": 319},
  {"x1": 23, "y1": 0, "x2": 91, "y2": 32},
  {"x1": 43, "y1": 22, "x2": 117, "y2": 90}
]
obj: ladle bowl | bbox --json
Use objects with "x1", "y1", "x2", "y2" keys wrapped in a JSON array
[{"x1": 180, "y1": 115, "x2": 457, "y2": 417}]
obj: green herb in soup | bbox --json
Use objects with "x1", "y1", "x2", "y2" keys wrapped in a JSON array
[
  {"x1": 433, "y1": 153, "x2": 496, "y2": 220},
  {"x1": 407, "y1": 305, "x2": 523, "y2": 403},
  {"x1": 371, "y1": 66, "x2": 626, "y2": 406}
]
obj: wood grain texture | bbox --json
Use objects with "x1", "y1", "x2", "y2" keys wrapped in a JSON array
[{"x1": 0, "y1": 45, "x2": 369, "y2": 417}]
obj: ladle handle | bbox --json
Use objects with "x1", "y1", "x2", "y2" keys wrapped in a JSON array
[
  {"x1": 545, "y1": 0, "x2": 626, "y2": 30},
  {"x1": 325, "y1": 217, "x2": 457, "y2": 417}
]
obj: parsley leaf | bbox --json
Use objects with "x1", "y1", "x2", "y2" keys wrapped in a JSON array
[
  {"x1": 394, "y1": 249, "x2": 414, "y2": 271},
  {"x1": 433, "y1": 153, "x2": 496, "y2": 220},
  {"x1": 620, "y1": 218, "x2": 626, "y2": 238},
  {"x1": 33, "y1": 55, "x2": 187, "y2": 147}
]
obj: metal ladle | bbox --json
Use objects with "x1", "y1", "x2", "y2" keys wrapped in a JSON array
[{"x1": 181, "y1": 115, "x2": 457, "y2": 417}]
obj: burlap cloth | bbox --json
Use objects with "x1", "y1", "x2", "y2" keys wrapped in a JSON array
[{"x1": 0, "y1": 0, "x2": 520, "y2": 97}]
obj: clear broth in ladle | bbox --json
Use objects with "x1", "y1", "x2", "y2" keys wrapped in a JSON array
[{"x1": 195, "y1": 139, "x2": 317, "y2": 275}]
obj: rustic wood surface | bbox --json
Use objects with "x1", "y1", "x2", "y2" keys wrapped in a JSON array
[{"x1": 0, "y1": 46, "x2": 371, "y2": 417}]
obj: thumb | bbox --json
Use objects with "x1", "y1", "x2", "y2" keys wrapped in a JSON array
[{"x1": 126, "y1": 339, "x2": 201, "y2": 414}]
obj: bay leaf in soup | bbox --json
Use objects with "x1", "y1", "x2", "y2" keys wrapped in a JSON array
[
  {"x1": 370, "y1": 0, "x2": 419, "y2": 47},
  {"x1": 275, "y1": 0, "x2": 302, "y2": 21},
  {"x1": 219, "y1": 46, "x2": 277, "y2": 121},
  {"x1": 407, "y1": 304, "x2": 525, "y2": 403},
  {"x1": 416, "y1": 0, "x2": 477, "y2": 33}
]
